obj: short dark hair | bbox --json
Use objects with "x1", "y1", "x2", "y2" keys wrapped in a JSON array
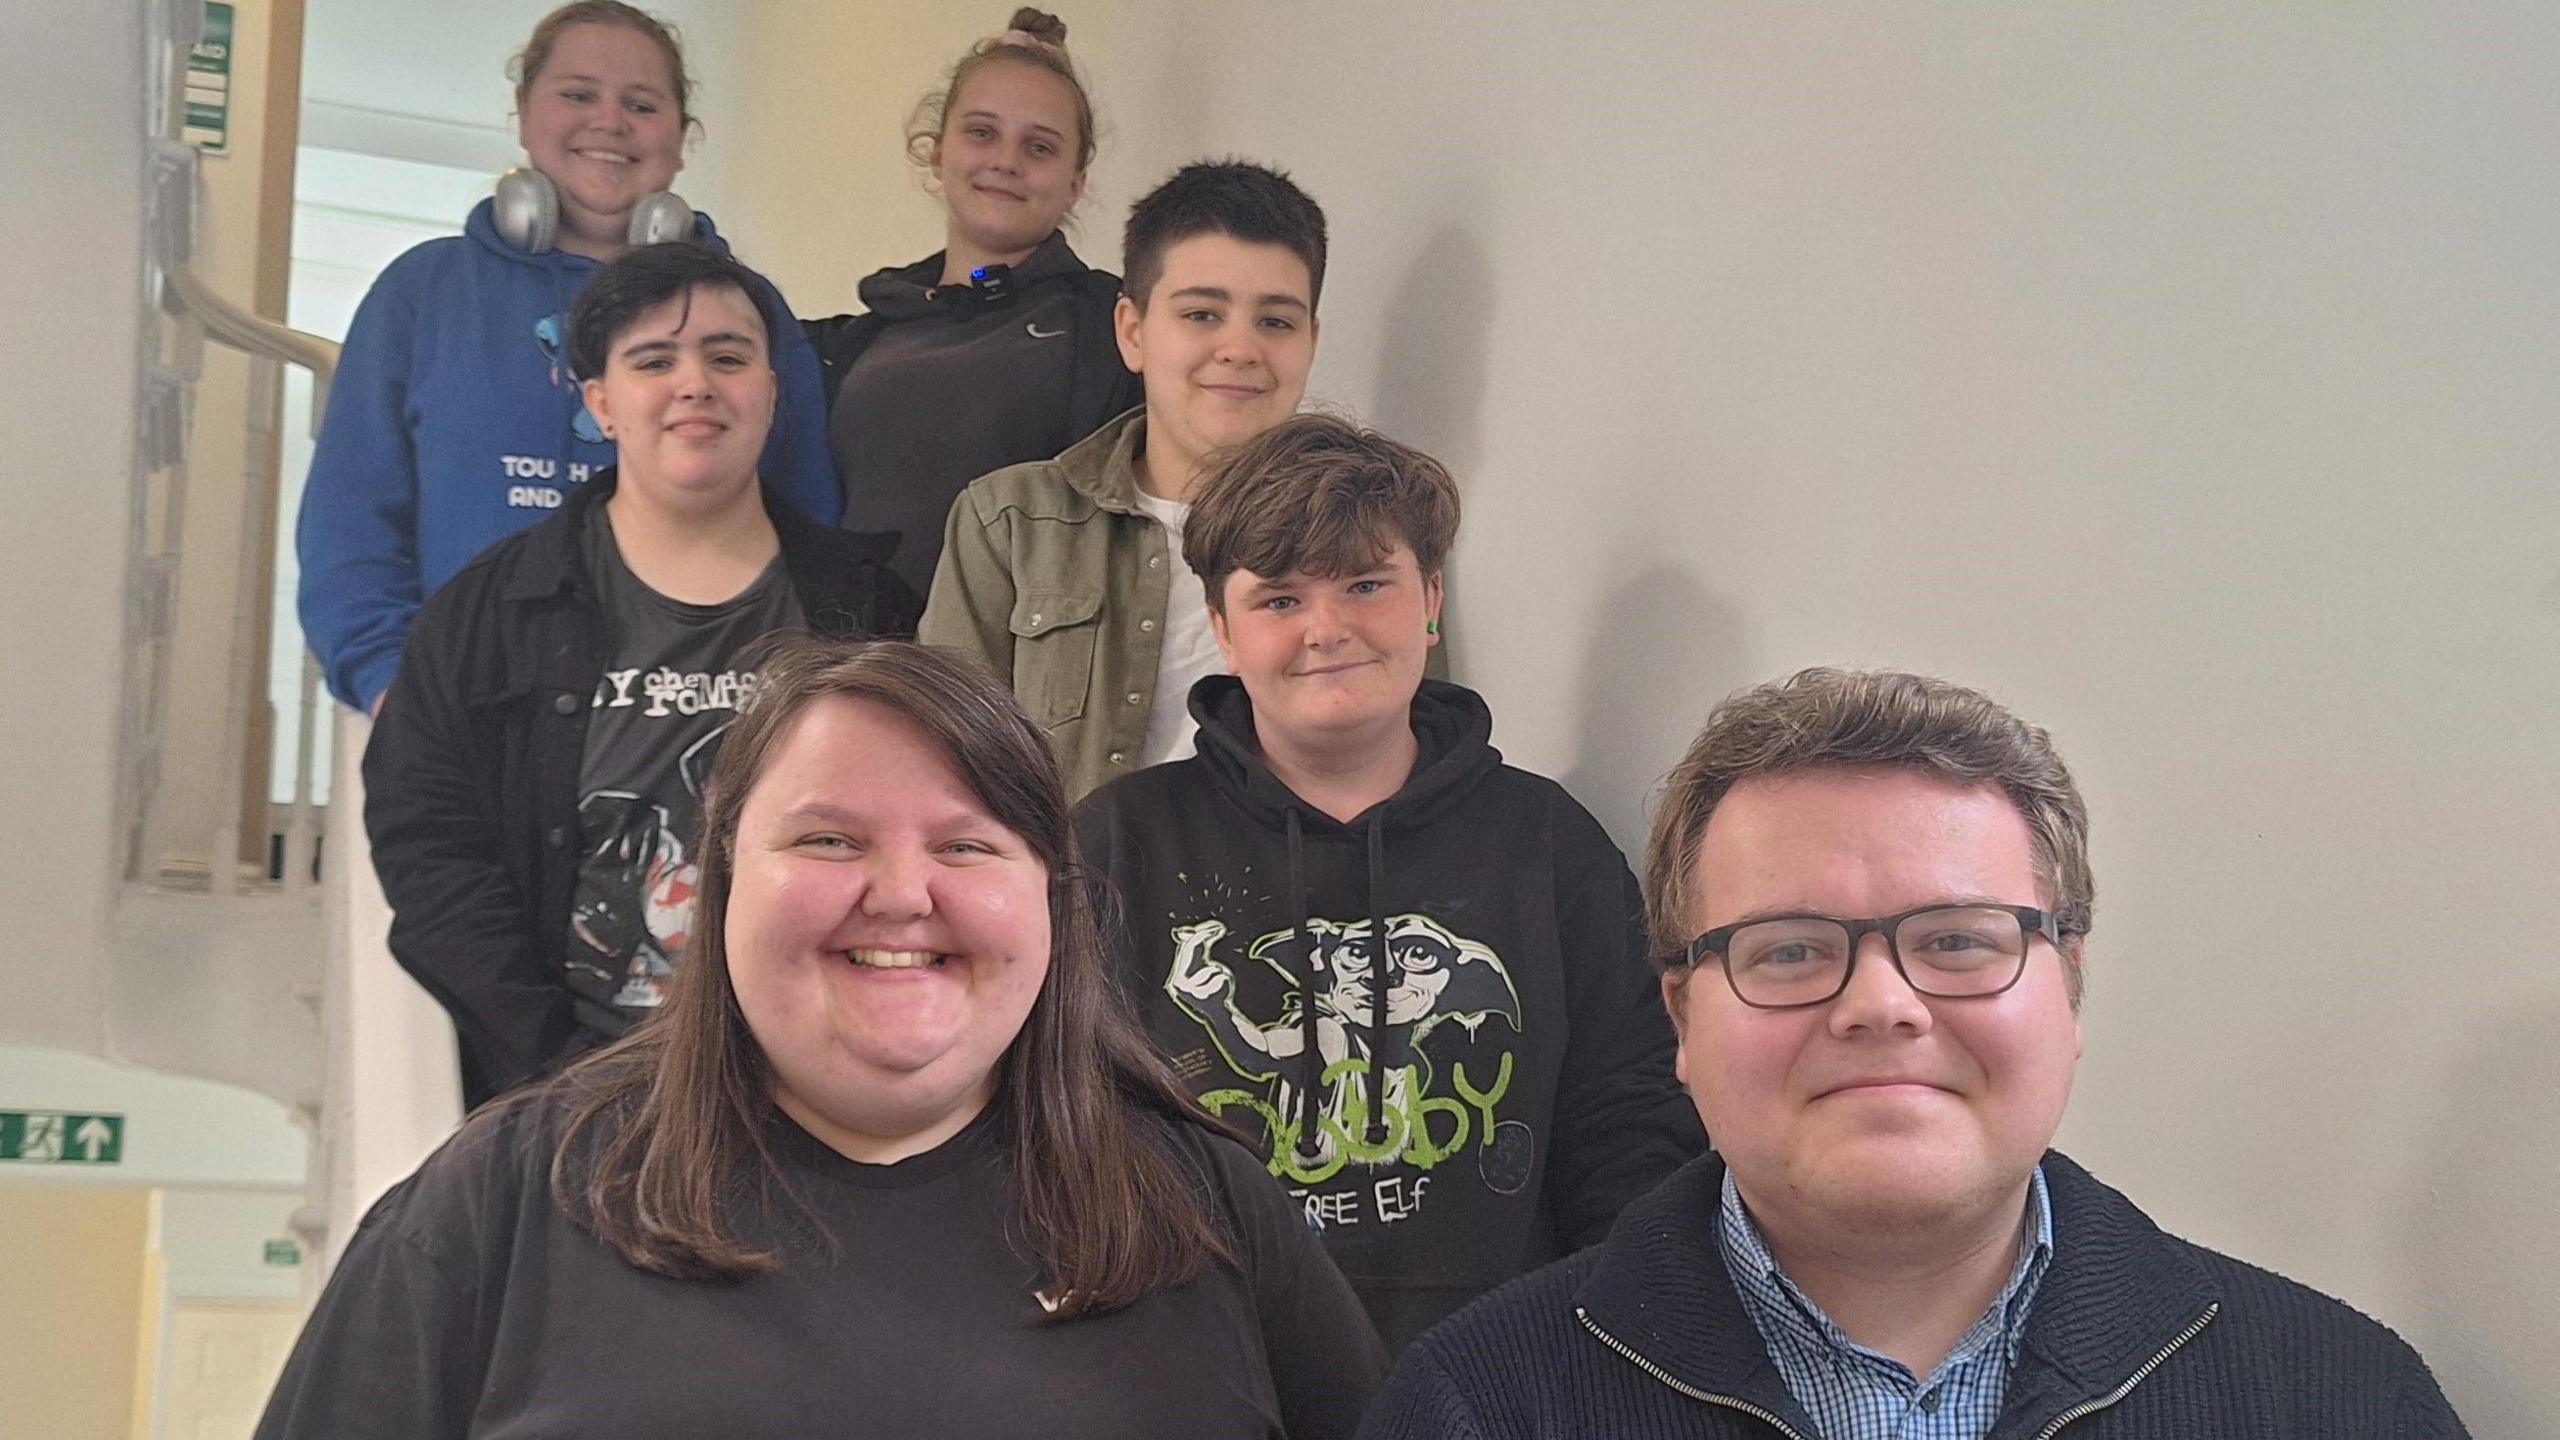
[
  {"x1": 541, "y1": 638, "x2": 1237, "y2": 1314},
  {"x1": 565, "y1": 242, "x2": 777, "y2": 381},
  {"x1": 1121, "y1": 159, "x2": 1327, "y2": 313},
  {"x1": 1647, "y1": 668, "x2": 2095, "y2": 1005},
  {"x1": 1183, "y1": 414, "x2": 1459, "y2": 614}
]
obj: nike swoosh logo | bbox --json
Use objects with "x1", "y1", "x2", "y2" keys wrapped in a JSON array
[{"x1": 1026, "y1": 323, "x2": 1066, "y2": 339}]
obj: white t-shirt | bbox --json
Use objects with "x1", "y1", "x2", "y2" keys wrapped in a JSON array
[{"x1": 1130, "y1": 488, "x2": 1227, "y2": 768}]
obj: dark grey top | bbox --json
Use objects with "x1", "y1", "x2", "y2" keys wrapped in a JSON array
[
  {"x1": 253, "y1": 1090, "x2": 1390, "y2": 1439},
  {"x1": 569, "y1": 501, "x2": 801, "y2": 1019}
]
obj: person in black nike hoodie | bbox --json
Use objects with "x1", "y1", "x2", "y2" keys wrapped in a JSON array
[
  {"x1": 803, "y1": 11, "x2": 1141, "y2": 598},
  {"x1": 1073, "y1": 415, "x2": 1705, "y2": 1354}
]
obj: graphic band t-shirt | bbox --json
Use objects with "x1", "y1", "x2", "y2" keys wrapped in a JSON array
[{"x1": 572, "y1": 504, "x2": 802, "y2": 1019}]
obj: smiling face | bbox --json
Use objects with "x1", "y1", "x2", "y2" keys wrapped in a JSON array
[
  {"x1": 1212, "y1": 542, "x2": 1442, "y2": 764},
  {"x1": 579, "y1": 282, "x2": 774, "y2": 517},
  {"x1": 516, "y1": 21, "x2": 686, "y2": 257},
  {"x1": 1114, "y1": 233, "x2": 1318, "y2": 498},
  {"x1": 1668, "y1": 768, "x2": 2083, "y2": 1239},
  {"x1": 723, "y1": 693, "x2": 1052, "y2": 1163},
  {"x1": 932, "y1": 58, "x2": 1086, "y2": 265}
]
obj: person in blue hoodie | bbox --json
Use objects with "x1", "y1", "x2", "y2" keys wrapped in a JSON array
[{"x1": 296, "y1": 1, "x2": 838, "y2": 714}]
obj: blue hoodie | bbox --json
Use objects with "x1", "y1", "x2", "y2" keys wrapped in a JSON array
[{"x1": 296, "y1": 198, "x2": 842, "y2": 711}]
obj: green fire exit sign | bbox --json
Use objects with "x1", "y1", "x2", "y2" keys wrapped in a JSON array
[{"x1": 0, "y1": 1111, "x2": 125, "y2": 1165}]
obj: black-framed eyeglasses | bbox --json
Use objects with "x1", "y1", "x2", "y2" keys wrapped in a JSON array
[{"x1": 1681, "y1": 903, "x2": 2062, "y2": 1011}]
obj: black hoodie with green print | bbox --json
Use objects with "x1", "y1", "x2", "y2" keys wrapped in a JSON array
[{"x1": 1073, "y1": 676, "x2": 1706, "y2": 1353}]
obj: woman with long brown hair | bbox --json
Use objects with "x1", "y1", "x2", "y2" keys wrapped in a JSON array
[{"x1": 258, "y1": 638, "x2": 1383, "y2": 1438}]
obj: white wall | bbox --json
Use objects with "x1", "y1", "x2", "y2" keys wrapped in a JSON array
[
  {"x1": 0, "y1": 1046, "x2": 305, "y2": 1192},
  {"x1": 711, "y1": 1, "x2": 2555, "y2": 1429},
  {"x1": 0, "y1": 3, "x2": 145, "y2": 1050}
]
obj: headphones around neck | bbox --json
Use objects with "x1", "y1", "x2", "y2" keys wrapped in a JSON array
[{"x1": 492, "y1": 167, "x2": 696, "y2": 255}]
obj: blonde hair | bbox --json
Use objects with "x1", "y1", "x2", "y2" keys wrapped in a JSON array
[{"x1": 905, "y1": 8, "x2": 1096, "y2": 174}]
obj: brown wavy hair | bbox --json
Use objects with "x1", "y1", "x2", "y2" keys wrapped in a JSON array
[
  {"x1": 538, "y1": 638, "x2": 1235, "y2": 1316},
  {"x1": 1646, "y1": 667, "x2": 2095, "y2": 1005},
  {"x1": 1182, "y1": 413, "x2": 1460, "y2": 614}
]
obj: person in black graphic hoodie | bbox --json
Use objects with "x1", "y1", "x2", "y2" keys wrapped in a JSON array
[{"x1": 1073, "y1": 415, "x2": 1704, "y2": 1353}]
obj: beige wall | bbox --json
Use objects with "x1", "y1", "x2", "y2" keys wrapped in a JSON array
[
  {"x1": 693, "y1": 3, "x2": 1004, "y2": 314},
  {"x1": 0, "y1": 1188, "x2": 152, "y2": 1440},
  {"x1": 714, "y1": 2, "x2": 2556, "y2": 1430}
]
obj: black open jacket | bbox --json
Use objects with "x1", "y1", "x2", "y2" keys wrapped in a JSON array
[
  {"x1": 1359, "y1": 1150, "x2": 2469, "y2": 1439},
  {"x1": 361, "y1": 472, "x2": 920, "y2": 1107}
]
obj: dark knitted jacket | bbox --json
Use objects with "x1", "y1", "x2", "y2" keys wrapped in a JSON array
[{"x1": 1358, "y1": 1151, "x2": 2469, "y2": 1439}]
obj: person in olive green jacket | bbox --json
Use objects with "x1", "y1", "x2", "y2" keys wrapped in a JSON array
[{"x1": 919, "y1": 160, "x2": 1327, "y2": 799}]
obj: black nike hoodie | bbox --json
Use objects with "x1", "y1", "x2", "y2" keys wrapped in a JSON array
[
  {"x1": 805, "y1": 231, "x2": 1140, "y2": 595},
  {"x1": 1074, "y1": 676, "x2": 1706, "y2": 1353}
]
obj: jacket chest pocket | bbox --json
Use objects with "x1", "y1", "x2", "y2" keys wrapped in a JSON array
[{"x1": 1009, "y1": 587, "x2": 1103, "y2": 729}]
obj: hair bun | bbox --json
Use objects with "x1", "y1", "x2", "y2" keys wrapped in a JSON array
[{"x1": 1004, "y1": 7, "x2": 1068, "y2": 48}]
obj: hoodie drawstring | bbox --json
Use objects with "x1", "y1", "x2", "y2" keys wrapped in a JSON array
[
  {"x1": 1286, "y1": 808, "x2": 1322, "y2": 1164},
  {"x1": 1284, "y1": 803, "x2": 1400, "y2": 1158},
  {"x1": 1363, "y1": 808, "x2": 1395, "y2": 1149}
]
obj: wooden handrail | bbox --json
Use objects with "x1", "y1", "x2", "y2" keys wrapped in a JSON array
[{"x1": 163, "y1": 261, "x2": 341, "y2": 428}]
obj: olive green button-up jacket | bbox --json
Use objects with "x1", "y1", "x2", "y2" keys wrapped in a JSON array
[{"x1": 919, "y1": 408, "x2": 1176, "y2": 800}]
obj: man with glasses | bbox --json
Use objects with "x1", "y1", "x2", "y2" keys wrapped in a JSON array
[{"x1": 1359, "y1": 669, "x2": 2468, "y2": 1439}]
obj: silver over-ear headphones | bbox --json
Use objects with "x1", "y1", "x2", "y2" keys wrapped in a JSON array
[{"x1": 492, "y1": 167, "x2": 696, "y2": 255}]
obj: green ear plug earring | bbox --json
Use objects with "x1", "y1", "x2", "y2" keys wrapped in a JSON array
[{"x1": 1425, "y1": 620, "x2": 1440, "y2": 636}]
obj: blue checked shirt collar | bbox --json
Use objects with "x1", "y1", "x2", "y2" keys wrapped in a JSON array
[{"x1": 1719, "y1": 1165, "x2": 2055, "y2": 1440}]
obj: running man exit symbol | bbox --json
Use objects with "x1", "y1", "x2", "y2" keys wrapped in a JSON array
[{"x1": 0, "y1": 1111, "x2": 125, "y2": 1164}]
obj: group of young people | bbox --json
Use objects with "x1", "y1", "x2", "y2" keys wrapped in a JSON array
[
  {"x1": 283, "y1": 0, "x2": 1693, "y2": 1431},
  {"x1": 264, "y1": 2, "x2": 2472, "y2": 1436}
]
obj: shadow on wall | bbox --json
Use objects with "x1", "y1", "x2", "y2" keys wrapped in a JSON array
[
  {"x1": 1559, "y1": 563, "x2": 1753, "y2": 857},
  {"x1": 2399, "y1": 997, "x2": 2560, "y2": 1435},
  {"x1": 1102, "y1": 15, "x2": 1217, "y2": 230},
  {"x1": 1370, "y1": 217, "x2": 1495, "y2": 480},
  {"x1": 1364, "y1": 213, "x2": 1495, "y2": 686}
]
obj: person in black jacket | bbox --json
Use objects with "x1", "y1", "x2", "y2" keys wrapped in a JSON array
[
  {"x1": 1359, "y1": 669, "x2": 2469, "y2": 1439},
  {"x1": 1073, "y1": 415, "x2": 1704, "y2": 1353},
  {"x1": 364, "y1": 243, "x2": 920, "y2": 1109},
  {"x1": 806, "y1": 8, "x2": 1140, "y2": 598}
]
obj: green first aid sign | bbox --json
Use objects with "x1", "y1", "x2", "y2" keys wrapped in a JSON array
[
  {"x1": 0, "y1": 1111, "x2": 125, "y2": 1165},
  {"x1": 184, "y1": 3, "x2": 235, "y2": 152}
]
